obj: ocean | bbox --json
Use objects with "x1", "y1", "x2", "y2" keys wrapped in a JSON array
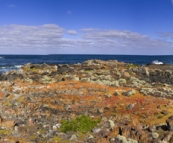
[{"x1": 0, "y1": 55, "x2": 173, "y2": 73}]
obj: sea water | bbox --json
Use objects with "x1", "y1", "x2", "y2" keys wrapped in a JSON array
[{"x1": 0, "y1": 55, "x2": 172, "y2": 73}]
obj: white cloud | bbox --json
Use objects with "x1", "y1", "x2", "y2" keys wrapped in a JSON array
[
  {"x1": 171, "y1": 0, "x2": 173, "y2": 4},
  {"x1": 67, "y1": 30, "x2": 78, "y2": 35},
  {"x1": 0, "y1": 24, "x2": 172, "y2": 55},
  {"x1": 81, "y1": 28, "x2": 96, "y2": 32},
  {"x1": 80, "y1": 29, "x2": 173, "y2": 55},
  {"x1": 158, "y1": 31, "x2": 173, "y2": 40},
  {"x1": 0, "y1": 24, "x2": 64, "y2": 47},
  {"x1": 82, "y1": 29, "x2": 148, "y2": 40}
]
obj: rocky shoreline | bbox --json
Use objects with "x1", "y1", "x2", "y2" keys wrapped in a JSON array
[{"x1": 0, "y1": 60, "x2": 173, "y2": 142}]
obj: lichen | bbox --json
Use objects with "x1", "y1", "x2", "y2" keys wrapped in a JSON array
[{"x1": 0, "y1": 129, "x2": 12, "y2": 135}]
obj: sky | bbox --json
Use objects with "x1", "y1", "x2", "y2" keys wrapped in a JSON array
[{"x1": 0, "y1": 0, "x2": 173, "y2": 55}]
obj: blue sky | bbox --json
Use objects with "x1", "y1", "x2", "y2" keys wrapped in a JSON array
[{"x1": 0, "y1": 0, "x2": 173, "y2": 55}]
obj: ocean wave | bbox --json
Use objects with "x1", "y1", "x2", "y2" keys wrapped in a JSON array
[
  {"x1": 0, "y1": 57, "x2": 4, "y2": 59},
  {"x1": 151, "y1": 60, "x2": 163, "y2": 65},
  {"x1": 0, "y1": 65, "x2": 22, "y2": 70},
  {"x1": 14, "y1": 65, "x2": 22, "y2": 68}
]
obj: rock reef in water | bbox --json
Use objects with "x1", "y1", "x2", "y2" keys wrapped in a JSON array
[{"x1": 0, "y1": 60, "x2": 172, "y2": 142}]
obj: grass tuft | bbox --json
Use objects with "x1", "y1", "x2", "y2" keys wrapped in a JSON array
[{"x1": 60, "y1": 114, "x2": 100, "y2": 133}]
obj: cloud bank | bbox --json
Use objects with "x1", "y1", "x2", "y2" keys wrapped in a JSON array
[
  {"x1": 67, "y1": 30, "x2": 78, "y2": 35},
  {"x1": 0, "y1": 24, "x2": 172, "y2": 55}
]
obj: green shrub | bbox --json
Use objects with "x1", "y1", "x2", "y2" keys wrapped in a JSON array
[{"x1": 60, "y1": 114, "x2": 100, "y2": 133}]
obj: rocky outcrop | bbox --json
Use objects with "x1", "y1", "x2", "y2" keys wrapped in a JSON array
[
  {"x1": 131, "y1": 65, "x2": 173, "y2": 85},
  {"x1": 140, "y1": 87, "x2": 173, "y2": 98},
  {"x1": 0, "y1": 60, "x2": 172, "y2": 142},
  {"x1": 0, "y1": 60, "x2": 173, "y2": 88}
]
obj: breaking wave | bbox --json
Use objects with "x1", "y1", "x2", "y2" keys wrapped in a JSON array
[
  {"x1": 1, "y1": 65, "x2": 21, "y2": 69},
  {"x1": 151, "y1": 60, "x2": 163, "y2": 65},
  {"x1": 14, "y1": 65, "x2": 22, "y2": 68},
  {"x1": 0, "y1": 65, "x2": 22, "y2": 73}
]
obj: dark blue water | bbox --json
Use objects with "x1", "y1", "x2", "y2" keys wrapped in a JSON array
[{"x1": 0, "y1": 55, "x2": 172, "y2": 73}]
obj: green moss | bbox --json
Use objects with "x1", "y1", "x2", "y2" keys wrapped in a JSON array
[
  {"x1": 128, "y1": 64, "x2": 139, "y2": 68},
  {"x1": 53, "y1": 136, "x2": 65, "y2": 143},
  {"x1": 30, "y1": 134, "x2": 37, "y2": 140},
  {"x1": 157, "y1": 115, "x2": 163, "y2": 119},
  {"x1": 154, "y1": 112, "x2": 159, "y2": 116},
  {"x1": 126, "y1": 79, "x2": 130, "y2": 85},
  {"x1": 3, "y1": 101, "x2": 12, "y2": 107},
  {"x1": 76, "y1": 132, "x2": 88, "y2": 141},
  {"x1": 84, "y1": 69, "x2": 90, "y2": 72},
  {"x1": 17, "y1": 96, "x2": 25, "y2": 102},
  {"x1": 38, "y1": 129, "x2": 46, "y2": 134},
  {"x1": 0, "y1": 129, "x2": 11, "y2": 135},
  {"x1": 24, "y1": 67, "x2": 40, "y2": 73},
  {"x1": 7, "y1": 94, "x2": 14, "y2": 100},
  {"x1": 60, "y1": 114, "x2": 100, "y2": 133}
]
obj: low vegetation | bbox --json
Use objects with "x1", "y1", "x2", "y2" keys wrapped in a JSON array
[{"x1": 60, "y1": 114, "x2": 100, "y2": 133}]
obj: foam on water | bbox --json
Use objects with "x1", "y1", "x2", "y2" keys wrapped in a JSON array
[
  {"x1": 14, "y1": 65, "x2": 22, "y2": 68},
  {"x1": 0, "y1": 54, "x2": 172, "y2": 74},
  {"x1": 151, "y1": 60, "x2": 163, "y2": 65},
  {"x1": 0, "y1": 65, "x2": 22, "y2": 74}
]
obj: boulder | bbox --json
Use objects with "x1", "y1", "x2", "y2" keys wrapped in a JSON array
[
  {"x1": 105, "y1": 94, "x2": 112, "y2": 98},
  {"x1": 97, "y1": 129, "x2": 110, "y2": 138},
  {"x1": 162, "y1": 131, "x2": 173, "y2": 142},
  {"x1": 151, "y1": 132, "x2": 159, "y2": 139},
  {"x1": 123, "y1": 90, "x2": 136, "y2": 97},
  {"x1": 120, "y1": 125, "x2": 131, "y2": 138},
  {"x1": 148, "y1": 125, "x2": 156, "y2": 132},
  {"x1": 103, "y1": 120, "x2": 115, "y2": 129},
  {"x1": 161, "y1": 110, "x2": 169, "y2": 115},
  {"x1": 123, "y1": 72, "x2": 130, "y2": 79},
  {"x1": 126, "y1": 104, "x2": 135, "y2": 110},
  {"x1": 166, "y1": 116, "x2": 173, "y2": 131},
  {"x1": 69, "y1": 134, "x2": 77, "y2": 140},
  {"x1": 96, "y1": 138, "x2": 110, "y2": 143},
  {"x1": 115, "y1": 135, "x2": 138, "y2": 143},
  {"x1": 113, "y1": 91, "x2": 120, "y2": 96},
  {"x1": 0, "y1": 117, "x2": 15, "y2": 129},
  {"x1": 40, "y1": 75, "x2": 56, "y2": 84}
]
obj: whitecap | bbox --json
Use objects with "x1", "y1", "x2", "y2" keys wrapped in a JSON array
[
  {"x1": 151, "y1": 60, "x2": 163, "y2": 65},
  {"x1": 14, "y1": 65, "x2": 22, "y2": 68},
  {"x1": 1, "y1": 67, "x2": 7, "y2": 69},
  {"x1": 0, "y1": 65, "x2": 21, "y2": 70}
]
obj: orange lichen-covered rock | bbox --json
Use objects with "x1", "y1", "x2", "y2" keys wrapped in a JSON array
[
  {"x1": 0, "y1": 60, "x2": 172, "y2": 142},
  {"x1": 96, "y1": 138, "x2": 110, "y2": 143},
  {"x1": 0, "y1": 117, "x2": 15, "y2": 129},
  {"x1": 131, "y1": 117, "x2": 142, "y2": 131},
  {"x1": 0, "y1": 92, "x2": 5, "y2": 100}
]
